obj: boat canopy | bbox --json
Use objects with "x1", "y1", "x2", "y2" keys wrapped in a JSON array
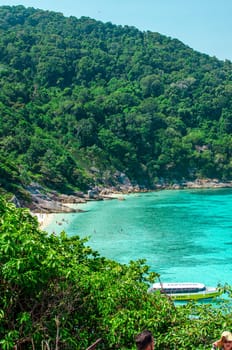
[{"x1": 152, "y1": 282, "x2": 206, "y2": 294}]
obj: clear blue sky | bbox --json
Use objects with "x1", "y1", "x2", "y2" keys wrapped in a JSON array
[{"x1": 0, "y1": 0, "x2": 232, "y2": 61}]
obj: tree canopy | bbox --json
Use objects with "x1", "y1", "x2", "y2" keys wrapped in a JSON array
[
  {"x1": 1, "y1": 5, "x2": 232, "y2": 197},
  {"x1": 1, "y1": 196, "x2": 232, "y2": 349}
]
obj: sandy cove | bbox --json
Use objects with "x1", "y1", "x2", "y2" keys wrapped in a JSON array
[
  {"x1": 33, "y1": 213, "x2": 55, "y2": 229},
  {"x1": 29, "y1": 178, "x2": 232, "y2": 229}
]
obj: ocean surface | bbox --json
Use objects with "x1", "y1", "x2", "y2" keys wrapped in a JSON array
[{"x1": 46, "y1": 188, "x2": 232, "y2": 287}]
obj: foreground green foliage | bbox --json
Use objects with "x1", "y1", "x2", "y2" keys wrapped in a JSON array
[
  {"x1": 0, "y1": 196, "x2": 232, "y2": 349},
  {"x1": 1, "y1": 6, "x2": 232, "y2": 197}
]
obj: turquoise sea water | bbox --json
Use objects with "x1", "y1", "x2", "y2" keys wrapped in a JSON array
[{"x1": 46, "y1": 188, "x2": 232, "y2": 286}]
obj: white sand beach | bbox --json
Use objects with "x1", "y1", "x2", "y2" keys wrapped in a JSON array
[{"x1": 33, "y1": 213, "x2": 54, "y2": 229}]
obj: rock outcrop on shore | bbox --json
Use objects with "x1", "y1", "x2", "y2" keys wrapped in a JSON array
[
  {"x1": 161, "y1": 179, "x2": 232, "y2": 190},
  {"x1": 20, "y1": 182, "x2": 145, "y2": 213},
  {"x1": 21, "y1": 183, "x2": 86, "y2": 213},
  {"x1": 11, "y1": 179, "x2": 232, "y2": 214}
]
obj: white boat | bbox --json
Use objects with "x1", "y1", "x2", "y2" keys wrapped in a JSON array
[{"x1": 148, "y1": 282, "x2": 222, "y2": 301}]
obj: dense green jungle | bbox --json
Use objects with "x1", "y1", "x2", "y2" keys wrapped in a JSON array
[{"x1": 1, "y1": 5, "x2": 232, "y2": 201}]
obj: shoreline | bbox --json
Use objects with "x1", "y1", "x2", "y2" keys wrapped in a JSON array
[
  {"x1": 33, "y1": 213, "x2": 55, "y2": 229},
  {"x1": 34, "y1": 180, "x2": 232, "y2": 230},
  {"x1": 29, "y1": 179, "x2": 232, "y2": 223},
  {"x1": 168, "y1": 179, "x2": 232, "y2": 190}
]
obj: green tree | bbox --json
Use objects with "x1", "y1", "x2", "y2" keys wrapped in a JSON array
[{"x1": 1, "y1": 197, "x2": 232, "y2": 349}]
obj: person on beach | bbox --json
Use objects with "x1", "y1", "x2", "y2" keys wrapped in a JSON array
[
  {"x1": 135, "y1": 330, "x2": 154, "y2": 350},
  {"x1": 212, "y1": 331, "x2": 232, "y2": 350}
]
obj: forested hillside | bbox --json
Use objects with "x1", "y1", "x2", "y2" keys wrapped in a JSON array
[{"x1": 1, "y1": 5, "x2": 232, "y2": 199}]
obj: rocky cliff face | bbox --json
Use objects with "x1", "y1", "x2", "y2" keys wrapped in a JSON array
[
  {"x1": 14, "y1": 179, "x2": 141, "y2": 213},
  {"x1": 11, "y1": 178, "x2": 232, "y2": 214},
  {"x1": 14, "y1": 183, "x2": 86, "y2": 213}
]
